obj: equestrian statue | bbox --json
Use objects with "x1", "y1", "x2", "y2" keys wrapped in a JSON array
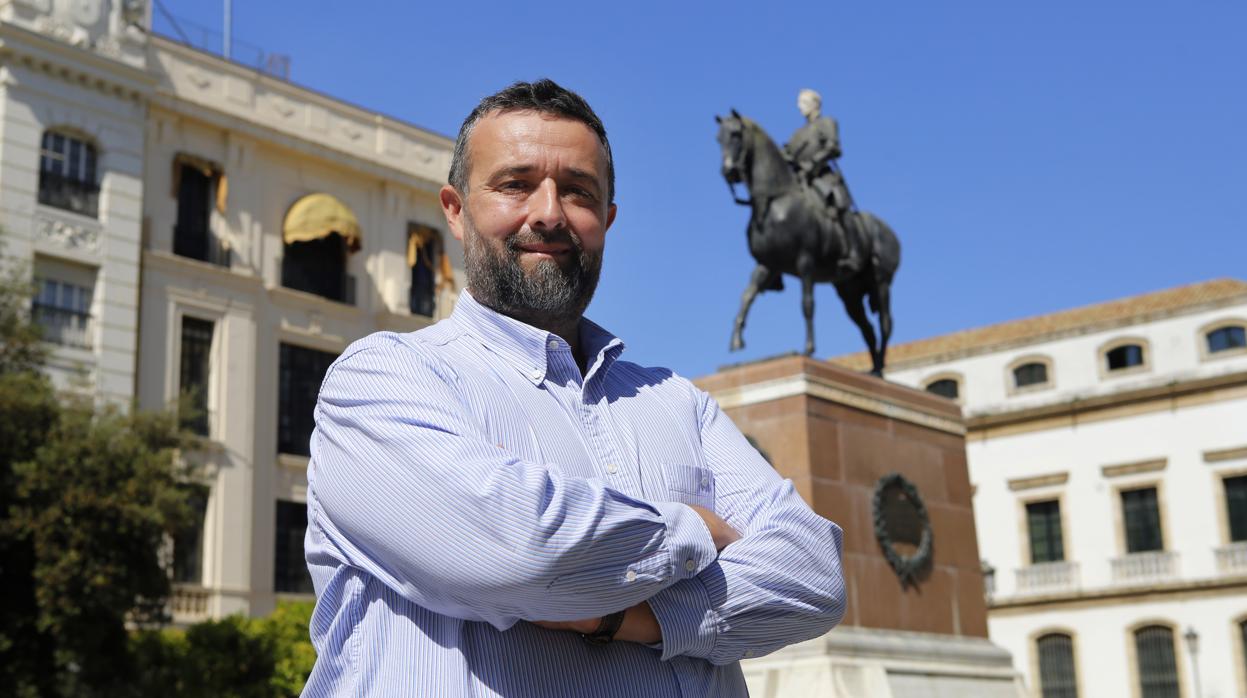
[{"x1": 717, "y1": 88, "x2": 901, "y2": 375}]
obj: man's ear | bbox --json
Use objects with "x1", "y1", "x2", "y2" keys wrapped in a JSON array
[
  {"x1": 605, "y1": 202, "x2": 618, "y2": 234},
  {"x1": 440, "y1": 184, "x2": 465, "y2": 241}
]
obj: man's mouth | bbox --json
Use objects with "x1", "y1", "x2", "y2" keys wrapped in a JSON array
[{"x1": 515, "y1": 243, "x2": 571, "y2": 258}]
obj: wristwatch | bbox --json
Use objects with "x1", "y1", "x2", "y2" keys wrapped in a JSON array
[{"x1": 581, "y1": 610, "x2": 627, "y2": 646}]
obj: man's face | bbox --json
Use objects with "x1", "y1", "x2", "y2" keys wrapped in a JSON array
[
  {"x1": 797, "y1": 93, "x2": 818, "y2": 118},
  {"x1": 440, "y1": 110, "x2": 617, "y2": 326}
]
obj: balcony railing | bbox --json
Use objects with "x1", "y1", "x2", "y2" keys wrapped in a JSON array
[
  {"x1": 169, "y1": 584, "x2": 211, "y2": 621},
  {"x1": 1215, "y1": 542, "x2": 1247, "y2": 575},
  {"x1": 33, "y1": 304, "x2": 93, "y2": 348},
  {"x1": 1016, "y1": 561, "x2": 1080, "y2": 595},
  {"x1": 173, "y1": 224, "x2": 231, "y2": 267},
  {"x1": 38, "y1": 171, "x2": 100, "y2": 218},
  {"x1": 1111, "y1": 550, "x2": 1179, "y2": 585}
]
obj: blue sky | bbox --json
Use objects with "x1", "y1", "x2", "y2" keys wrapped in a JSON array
[{"x1": 154, "y1": 1, "x2": 1247, "y2": 379}]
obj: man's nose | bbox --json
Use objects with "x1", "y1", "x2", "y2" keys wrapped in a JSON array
[{"x1": 527, "y1": 178, "x2": 566, "y2": 231}]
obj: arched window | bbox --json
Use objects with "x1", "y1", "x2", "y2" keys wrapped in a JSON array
[
  {"x1": 1106, "y1": 344, "x2": 1145, "y2": 371},
  {"x1": 38, "y1": 130, "x2": 99, "y2": 217},
  {"x1": 1134, "y1": 625, "x2": 1179, "y2": 698},
  {"x1": 1208, "y1": 325, "x2": 1246, "y2": 354},
  {"x1": 925, "y1": 378, "x2": 959, "y2": 400},
  {"x1": 1036, "y1": 633, "x2": 1078, "y2": 698},
  {"x1": 281, "y1": 194, "x2": 361, "y2": 305},
  {"x1": 1013, "y1": 362, "x2": 1049, "y2": 389}
]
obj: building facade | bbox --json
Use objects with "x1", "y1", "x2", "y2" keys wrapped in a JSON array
[
  {"x1": 0, "y1": 1, "x2": 459, "y2": 621},
  {"x1": 838, "y1": 279, "x2": 1247, "y2": 697}
]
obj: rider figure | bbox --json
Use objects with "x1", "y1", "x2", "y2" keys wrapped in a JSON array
[{"x1": 784, "y1": 88, "x2": 861, "y2": 274}]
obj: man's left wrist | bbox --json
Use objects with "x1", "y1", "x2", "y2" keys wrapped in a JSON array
[{"x1": 581, "y1": 610, "x2": 626, "y2": 646}]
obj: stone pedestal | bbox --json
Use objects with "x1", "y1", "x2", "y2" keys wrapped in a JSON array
[{"x1": 696, "y1": 355, "x2": 1025, "y2": 697}]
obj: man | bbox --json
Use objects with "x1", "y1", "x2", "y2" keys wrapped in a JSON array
[
  {"x1": 303, "y1": 79, "x2": 845, "y2": 697},
  {"x1": 784, "y1": 88, "x2": 860, "y2": 274}
]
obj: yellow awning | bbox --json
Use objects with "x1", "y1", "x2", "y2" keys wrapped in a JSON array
[{"x1": 283, "y1": 194, "x2": 362, "y2": 251}]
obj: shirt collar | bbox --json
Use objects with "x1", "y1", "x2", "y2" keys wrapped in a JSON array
[{"x1": 450, "y1": 290, "x2": 625, "y2": 385}]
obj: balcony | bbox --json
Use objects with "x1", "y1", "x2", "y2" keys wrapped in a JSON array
[
  {"x1": 33, "y1": 304, "x2": 93, "y2": 348},
  {"x1": 1015, "y1": 561, "x2": 1080, "y2": 595},
  {"x1": 1215, "y1": 542, "x2": 1247, "y2": 576},
  {"x1": 173, "y1": 224, "x2": 231, "y2": 268},
  {"x1": 1111, "y1": 550, "x2": 1179, "y2": 585},
  {"x1": 38, "y1": 171, "x2": 100, "y2": 218},
  {"x1": 169, "y1": 584, "x2": 211, "y2": 622}
]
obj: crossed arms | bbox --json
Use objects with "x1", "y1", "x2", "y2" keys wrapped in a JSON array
[{"x1": 307, "y1": 337, "x2": 846, "y2": 665}]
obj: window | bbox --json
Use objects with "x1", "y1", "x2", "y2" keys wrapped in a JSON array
[
  {"x1": 1225, "y1": 475, "x2": 1247, "y2": 542},
  {"x1": 38, "y1": 130, "x2": 99, "y2": 217},
  {"x1": 1036, "y1": 633, "x2": 1078, "y2": 698},
  {"x1": 172, "y1": 485, "x2": 209, "y2": 584},
  {"x1": 408, "y1": 224, "x2": 441, "y2": 317},
  {"x1": 925, "y1": 378, "x2": 959, "y2": 400},
  {"x1": 1134, "y1": 626, "x2": 1179, "y2": 698},
  {"x1": 1106, "y1": 344, "x2": 1145, "y2": 371},
  {"x1": 282, "y1": 233, "x2": 354, "y2": 304},
  {"x1": 278, "y1": 343, "x2": 338, "y2": 456},
  {"x1": 1208, "y1": 325, "x2": 1246, "y2": 354},
  {"x1": 172, "y1": 158, "x2": 228, "y2": 266},
  {"x1": 178, "y1": 317, "x2": 214, "y2": 436},
  {"x1": 1027, "y1": 500, "x2": 1065, "y2": 564},
  {"x1": 1013, "y1": 362, "x2": 1049, "y2": 389},
  {"x1": 274, "y1": 500, "x2": 313, "y2": 593},
  {"x1": 1122, "y1": 487, "x2": 1163, "y2": 553},
  {"x1": 33, "y1": 277, "x2": 93, "y2": 348}
]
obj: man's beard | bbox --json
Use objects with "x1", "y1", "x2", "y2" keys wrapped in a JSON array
[{"x1": 461, "y1": 211, "x2": 602, "y2": 329}]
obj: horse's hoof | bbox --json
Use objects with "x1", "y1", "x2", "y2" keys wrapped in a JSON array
[{"x1": 730, "y1": 340, "x2": 744, "y2": 352}]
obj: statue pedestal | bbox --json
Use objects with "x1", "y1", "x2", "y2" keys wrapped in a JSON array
[{"x1": 696, "y1": 356, "x2": 1026, "y2": 697}]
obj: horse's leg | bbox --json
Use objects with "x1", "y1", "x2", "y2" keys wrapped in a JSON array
[
  {"x1": 873, "y1": 276, "x2": 894, "y2": 375},
  {"x1": 837, "y1": 283, "x2": 880, "y2": 373},
  {"x1": 798, "y1": 256, "x2": 816, "y2": 356},
  {"x1": 730, "y1": 264, "x2": 777, "y2": 351}
]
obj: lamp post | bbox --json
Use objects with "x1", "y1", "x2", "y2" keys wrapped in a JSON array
[{"x1": 1183, "y1": 626, "x2": 1201, "y2": 698}]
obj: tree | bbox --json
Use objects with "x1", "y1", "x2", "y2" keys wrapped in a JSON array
[{"x1": 0, "y1": 250, "x2": 198, "y2": 697}]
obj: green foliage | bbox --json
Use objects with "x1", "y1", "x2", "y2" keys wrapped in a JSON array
[
  {"x1": 0, "y1": 252, "x2": 199, "y2": 697},
  {"x1": 130, "y1": 601, "x2": 316, "y2": 698}
]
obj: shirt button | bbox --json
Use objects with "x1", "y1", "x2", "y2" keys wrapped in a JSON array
[
  {"x1": 625, "y1": 569, "x2": 637, "y2": 582},
  {"x1": 548, "y1": 339, "x2": 559, "y2": 350},
  {"x1": 700, "y1": 475, "x2": 710, "y2": 488},
  {"x1": 605, "y1": 463, "x2": 618, "y2": 475},
  {"x1": 530, "y1": 369, "x2": 542, "y2": 381},
  {"x1": 685, "y1": 559, "x2": 697, "y2": 572},
  {"x1": 744, "y1": 649, "x2": 755, "y2": 659}
]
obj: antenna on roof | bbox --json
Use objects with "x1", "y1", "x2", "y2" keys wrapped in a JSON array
[{"x1": 223, "y1": 0, "x2": 232, "y2": 59}]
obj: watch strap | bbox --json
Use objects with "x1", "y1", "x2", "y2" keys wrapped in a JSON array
[{"x1": 581, "y1": 610, "x2": 627, "y2": 646}]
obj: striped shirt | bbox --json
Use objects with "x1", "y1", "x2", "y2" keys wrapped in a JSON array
[{"x1": 303, "y1": 291, "x2": 846, "y2": 697}]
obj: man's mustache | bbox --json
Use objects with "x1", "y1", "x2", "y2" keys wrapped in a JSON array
[{"x1": 504, "y1": 229, "x2": 584, "y2": 256}]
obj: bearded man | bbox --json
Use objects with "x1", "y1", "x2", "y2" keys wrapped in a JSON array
[{"x1": 302, "y1": 79, "x2": 845, "y2": 697}]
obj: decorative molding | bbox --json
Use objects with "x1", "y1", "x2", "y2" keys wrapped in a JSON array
[
  {"x1": 34, "y1": 209, "x2": 101, "y2": 252},
  {"x1": 872, "y1": 473, "x2": 934, "y2": 588},
  {"x1": 1205, "y1": 446, "x2": 1247, "y2": 463},
  {"x1": 1007, "y1": 472, "x2": 1069, "y2": 491},
  {"x1": 1100, "y1": 458, "x2": 1167, "y2": 478},
  {"x1": 712, "y1": 372, "x2": 966, "y2": 436}
]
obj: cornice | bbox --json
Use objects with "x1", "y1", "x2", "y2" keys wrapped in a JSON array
[{"x1": 0, "y1": 21, "x2": 155, "y2": 100}]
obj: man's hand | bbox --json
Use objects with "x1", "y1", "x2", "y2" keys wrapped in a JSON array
[
  {"x1": 688, "y1": 504, "x2": 741, "y2": 551},
  {"x1": 533, "y1": 602, "x2": 662, "y2": 644}
]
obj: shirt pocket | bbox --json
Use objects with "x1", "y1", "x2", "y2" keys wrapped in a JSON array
[{"x1": 660, "y1": 462, "x2": 716, "y2": 510}]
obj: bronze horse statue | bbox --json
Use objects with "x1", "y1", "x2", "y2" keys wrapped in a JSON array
[{"x1": 716, "y1": 109, "x2": 901, "y2": 375}]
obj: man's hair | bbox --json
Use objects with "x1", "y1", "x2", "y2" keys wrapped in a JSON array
[{"x1": 448, "y1": 79, "x2": 615, "y2": 204}]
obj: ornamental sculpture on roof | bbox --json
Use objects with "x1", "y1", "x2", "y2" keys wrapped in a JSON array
[{"x1": 716, "y1": 89, "x2": 902, "y2": 375}]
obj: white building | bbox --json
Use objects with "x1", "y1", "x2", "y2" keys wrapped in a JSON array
[
  {"x1": 838, "y1": 279, "x2": 1247, "y2": 698},
  {"x1": 1, "y1": 2, "x2": 460, "y2": 620}
]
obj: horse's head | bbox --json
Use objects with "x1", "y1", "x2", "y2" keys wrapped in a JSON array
[{"x1": 715, "y1": 108, "x2": 750, "y2": 184}]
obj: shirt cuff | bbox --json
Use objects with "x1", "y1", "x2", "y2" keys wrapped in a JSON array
[
  {"x1": 646, "y1": 577, "x2": 719, "y2": 661},
  {"x1": 653, "y1": 501, "x2": 717, "y2": 580}
]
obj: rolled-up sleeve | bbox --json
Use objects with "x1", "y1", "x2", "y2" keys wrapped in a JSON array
[
  {"x1": 306, "y1": 336, "x2": 717, "y2": 630},
  {"x1": 646, "y1": 391, "x2": 846, "y2": 665}
]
